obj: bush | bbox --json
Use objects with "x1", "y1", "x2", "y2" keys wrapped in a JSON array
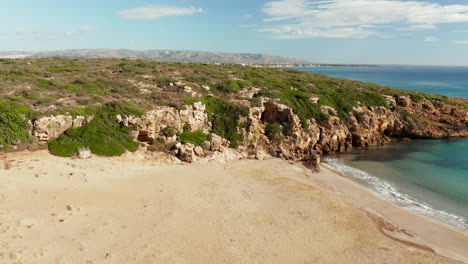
[
  {"x1": 162, "y1": 126, "x2": 177, "y2": 137},
  {"x1": 0, "y1": 113, "x2": 30, "y2": 150},
  {"x1": 280, "y1": 90, "x2": 329, "y2": 128},
  {"x1": 48, "y1": 102, "x2": 146, "y2": 157},
  {"x1": 401, "y1": 111, "x2": 419, "y2": 122},
  {"x1": 183, "y1": 97, "x2": 200, "y2": 105},
  {"x1": 214, "y1": 80, "x2": 243, "y2": 93},
  {"x1": 0, "y1": 101, "x2": 32, "y2": 150},
  {"x1": 265, "y1": 122, "x2": 283, "y2": 141},
  {"x1": 201, "y1": 96, "x2": 249, "y2": 148},
  {"x1": 178, "y1": 130, "x2": 211, "y2": 146}
]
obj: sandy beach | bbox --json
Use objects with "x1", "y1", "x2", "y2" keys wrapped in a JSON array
[{"x1": 0, "y1": 150, "x2": 467, "y2": 264}]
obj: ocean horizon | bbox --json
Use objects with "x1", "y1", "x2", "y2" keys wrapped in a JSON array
[
  {"x1": 294, "y1": 66, "x2": 468, "y2": 99},
  {"x1": 295, "y1": 66, "x2": 468, "y2": 232}
]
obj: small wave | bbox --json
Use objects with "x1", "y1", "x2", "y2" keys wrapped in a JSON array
[{"x1": 322, "y1": 157, "x2": 468, "y2": 231}]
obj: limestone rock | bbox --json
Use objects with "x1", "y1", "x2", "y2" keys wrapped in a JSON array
[
  {"x1": 194, "y1": 146, "x2": 204, "y2": 157},
  {"x1": 202, "y1": 141, "x2": 211, "y2": 150},
  {"x1": 77, "y1": 147, "x2": 91, "y2": 159},
  {"x1": 31, "y1": 115, "x2": 89, "y2": 141},
  {"x1": 396, "y1": 96, "x2": 411, "y2": 107},
  {"x1": 177, "y1": 144, "x2": 194, "y2": 163},
  {"x1": 133, "y1": 103, "x2": 210, "y2": 143},
  {"x1": 210, "y1": 135, "x2": 223, "y2": 151}
]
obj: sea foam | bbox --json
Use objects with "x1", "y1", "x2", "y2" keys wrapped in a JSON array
[{"x1": 322, "y1": 157, "x2": 468, "y2": 232}]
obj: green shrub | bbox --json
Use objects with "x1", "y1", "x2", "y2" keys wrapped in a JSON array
[
  {"x1": 401, "y1": 111, "x2": 419, "y2": 122},
  {"x1": 162, "y1": 126, "x2": 177, "y2": 137},
  {"x1": 0, "y1": 113, "x2": 29, "y2": 150},
  {"x1": 0, "y1": 101, "x2": 31, "y2": 150},
  {"x1": 250, "y1": 97, "x2": 262, "y2": 107},
  {"x1": 183, "y1": 97, "x2": 200, "y2": 105},
  {"x1": 48, "y1": 102, "x2": 146, "y2": 157},
  {"x1": 280, "y1": 90, "x2": 329, "y2": 128},
  {"x1": 265, "y1": 122, "x2": 283, "y2": 141},
  {"x1": 353, "y1": 111, "x2": 365, "y2": 123},
  {"x1": 201, "y1": 96, "x2": 249, "y2": 148},
  {"x1": 48, "y1": 64, "x2": 84, "y2": 73},
  {"x1": 214, "y1": 80, "x2": 251, "y2": 93},
  {"x1": 178, "y1": 130, "x2": 212, "y2": 146}
]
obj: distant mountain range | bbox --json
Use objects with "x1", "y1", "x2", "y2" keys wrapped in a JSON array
[{"x1": 0, "y1": 49, "x2": 310, "y2": 65}]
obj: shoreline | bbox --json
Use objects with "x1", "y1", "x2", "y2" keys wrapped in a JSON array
[
  {"x1": 0, "y1": 150, "x2": 467, "y2": 263},
  {"x1": 311, "y1": 166, "x2": 468, "y2": 263}
]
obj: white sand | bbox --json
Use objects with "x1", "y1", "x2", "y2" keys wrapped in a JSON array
[{"x1": 0, "y1": 150, "x2": 465, "y2": 264}]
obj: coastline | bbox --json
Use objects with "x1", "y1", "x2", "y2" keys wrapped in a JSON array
[
  {"x1": 0, "y1": 150, "x2": 467, "y2": 263},
  {"x1": 311, "y1": 166, "x2": 468, "y2": 263}
]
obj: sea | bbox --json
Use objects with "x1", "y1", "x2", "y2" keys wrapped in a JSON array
[{"x1": 294, "y1": 66, "x2": 468, "y2": 232}]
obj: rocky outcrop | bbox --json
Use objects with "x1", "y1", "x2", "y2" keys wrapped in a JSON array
[
  {"x1": 237, "y1": 97, "x2": 466, "y2": 169},
  {"x1": 29, "y1": 115, "x2": 91, "y2": 141},
  {"x1": 27, "y1": 95, "x2": 467, "y2": 170},
  {"x1": 126, "y1": 102, "x2": 211, "y2": 143},
  {"x1": 177, "y1": 144, "x2": 195, "y2": 163}
]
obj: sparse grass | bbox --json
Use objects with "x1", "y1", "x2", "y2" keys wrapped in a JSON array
[{"x1": 400, "y1": 111, "x2": 419, "y2": 122}]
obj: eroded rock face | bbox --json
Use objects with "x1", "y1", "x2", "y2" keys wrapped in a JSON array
[
  {"x1": 397, "y1": 96, "x2": 412, "y2": 108},
  {"x1": 124, "y1": 102, "x2": 211, "y2": 143},
  {"x1": 27, "y1": 95, "x2": 467, "y2": 171},
  {"x1": 30, "y1": 115, "x2": 90, "y2": 141}
]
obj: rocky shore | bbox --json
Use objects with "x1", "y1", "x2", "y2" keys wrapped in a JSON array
[{"x1": 26, "y1": 95, "x2": 468, "y2": 168}]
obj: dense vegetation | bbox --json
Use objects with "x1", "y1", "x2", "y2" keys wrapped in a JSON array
[
  {"x1": 48, "y1": 102, "x2": 146, "y2": 157},
  {"x1": 0, "y1": 101, "x2": 31, "y2": 150},
  {"x1": 178, "y1": 130, "x2": 212, "y2": 146},
  {"x1": 0, "y1": 58, "x2": 466, "y2": 153},
  {"x1": 265, "y1": 122, "x2": 283, "y2": 141},
  {"x1": 200, "y1": 97, "x2": 249, "y2": 148}
]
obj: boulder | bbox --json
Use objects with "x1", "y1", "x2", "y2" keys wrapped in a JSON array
[
  {"x1": 396, "y1": 96, "x2": 411, "y2": 108},
  {"x1": 177, "y1": 144, "x2": 194, "y2": 163},
  {"x1": 31, "y1": 115, "x2": 89, "y2": 141},
  {"x1": 210, "y1": 135, "x2": 223, "y2": 151},
  {"x1": 194, "y1": 146, "x2": 204, "y2": 157},
  {"x1": 202, "y1": 141, "x2": 211, "y2": 150},
  {"x1": 77, "y1": 147, "x2": 91, "y2": 159}
]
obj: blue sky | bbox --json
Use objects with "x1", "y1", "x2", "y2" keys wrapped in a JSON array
[{"x1": 1, "y1": 0, "x2": 468, "y2": 65}]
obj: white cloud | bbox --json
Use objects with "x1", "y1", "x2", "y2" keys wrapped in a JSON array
[
  {"x1": 453, "y1": 30, "x2": 468, "y2": 33},
  {"x1": 453, "y1": 40, "x2": 468, "y2": 44},
  {"x1": 260, "y1": 0, "x2": 468, "y2": 39},
  {"x1": 119, "y1": 5, "x2": 203, "y2": 20},
  {"x1": 397, "y1": 24, "x2": 438, "y2": 31},
  {"x1": 424, "y1": 36, "x2": 440, "y2": 42}
]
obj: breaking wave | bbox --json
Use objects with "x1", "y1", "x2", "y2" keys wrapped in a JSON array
[{"x1": 322, "y1": 157, "x2": 468, "y2": 232}]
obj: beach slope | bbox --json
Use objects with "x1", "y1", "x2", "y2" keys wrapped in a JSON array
[{"x1": 0, "y1": 151, "x2": 465, "y2": 263}]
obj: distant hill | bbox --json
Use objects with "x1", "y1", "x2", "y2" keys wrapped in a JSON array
[{"x1": 0, "y1": 49, "x2": 310, "y2": 65}]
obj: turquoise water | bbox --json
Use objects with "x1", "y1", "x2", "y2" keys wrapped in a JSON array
[
  {"x1": 323, "y1": 140, "x2": 468, "y2": 231},
  {"x1": 294, "y1": 66, "x2": 468, "y2": 99},
  {"x1": 294, "y1": 66, "x2": 468, "y2": 231}
]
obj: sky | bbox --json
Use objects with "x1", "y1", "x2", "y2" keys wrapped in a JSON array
[{"x1": 1, "y1": 0, "x2": 468, "y2": 66}]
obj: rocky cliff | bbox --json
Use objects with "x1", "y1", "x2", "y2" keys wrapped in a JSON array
[{"x1": 28, "y1": 94, "x2": 468, "y2": 170}]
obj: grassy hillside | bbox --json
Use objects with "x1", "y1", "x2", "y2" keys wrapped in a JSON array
[{"x1": 0, "y1": 58, "x2": 466, "y2": 153}]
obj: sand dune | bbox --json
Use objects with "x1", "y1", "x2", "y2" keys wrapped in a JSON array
[{"x1": 0, "y1": 150, "x2": 465, "y2": 263}]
